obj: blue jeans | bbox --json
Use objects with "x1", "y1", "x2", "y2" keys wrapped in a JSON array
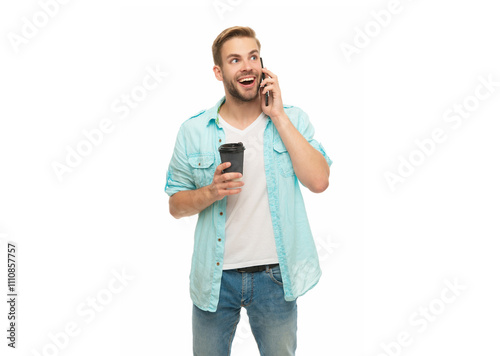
[{"x1": 193, "y1": 264, "x2": 297, "y2": 355}]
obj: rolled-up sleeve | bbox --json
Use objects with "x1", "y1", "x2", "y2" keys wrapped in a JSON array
[
  {"x1": 297, "y1": 109, "x2": 333, "y2": 167},
  {"x1": 165, "y1": 124, "x2": 196, "y2": 196}
]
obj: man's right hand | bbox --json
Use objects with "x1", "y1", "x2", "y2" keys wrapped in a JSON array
[
  {"x1": 169, "y1": 162, "x2": 244, "y2": 219},
  {"x1": 208, "y1": 162, "x2": 244, "y2": 201}
]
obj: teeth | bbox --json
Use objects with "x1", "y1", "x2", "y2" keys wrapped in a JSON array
[{"x1": 239, "y1": 77, "x2": 254, "y2": 83}]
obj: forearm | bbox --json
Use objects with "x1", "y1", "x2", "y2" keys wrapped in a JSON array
[
  {"x1": 169, "y1": 185, "x2": 217, "y2": 219},
  {"x1": 273, "y1": 114, "x2": 330, "y2": 193}
]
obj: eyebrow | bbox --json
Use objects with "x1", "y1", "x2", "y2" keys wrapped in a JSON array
[{"x1": 226, "y1": 49, "x2": 259, "y2": 60}]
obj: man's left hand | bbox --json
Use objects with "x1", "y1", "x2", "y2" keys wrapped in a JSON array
[{"x1": 260, "y1": 67, "x2": 286, "y2": 119}]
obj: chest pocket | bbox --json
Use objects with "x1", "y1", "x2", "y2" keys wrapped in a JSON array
[
  {"x1": 273, "y1": 140, "x2": 295, "y2": 177},
  {"x1": 188, "y1": 152, "x2": 215, "y2": 188}
]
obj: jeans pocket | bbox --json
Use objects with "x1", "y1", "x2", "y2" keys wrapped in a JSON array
[{"x1": 266, "y1": 265, "x2": 283, "y2": 286}]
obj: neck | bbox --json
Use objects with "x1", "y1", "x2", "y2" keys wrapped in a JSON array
[{"x1": 219, "y1": 93, "x2": 262, "y2": 124}]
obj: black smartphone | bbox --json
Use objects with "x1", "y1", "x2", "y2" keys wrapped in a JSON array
[{"x1": 260, "y1": 57, "x2": 269, "y2": 106}]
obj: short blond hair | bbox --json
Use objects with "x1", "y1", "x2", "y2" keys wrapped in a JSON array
[{"x1": 212, "y1": 26, "x2": 261, "y2": 67}]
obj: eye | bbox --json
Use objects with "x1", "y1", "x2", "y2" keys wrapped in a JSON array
[
  {"x1": 251, "y1": 55, "x2": 257, "y2": 60},
  {"x1": 231, "y1": 58, "x2": 238, "y2": 63}
]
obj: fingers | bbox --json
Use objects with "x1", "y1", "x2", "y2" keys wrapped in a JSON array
[
  {"x1": 261, "y1": 84, "x2": 276, "y2": 96},
  {"x1": 262, "y1": 67, "x2": 276, "y2": 79},
  {"x1": 216, "y1": 187, "x2": 243, "y2": 197},
  {"x1": 217, "y1": 179, "x2": 244, "y2": 196},
  {"x1": 222, "y1": 172, "x2": 243, "y2": 181},
  {"x1": 260, "y1": 77, "x2": 276, "y2": 87},
  {"x1": 260, "y1": 69, "x2": 282, "y2": 107},
  {"x1": 216, "y1": 163, "x2": 242, "y2": 181},
  {"x1": 224, "y1": 188, "x2": 242, "y2": 195},
  {"x1": 214, "y1": 162, "x2": 244, "y2": 196},
  {"x1": 223, "y1": 179, "x2": 244, "y2": 188},
  {"x1": 215, "y1": 161, "x2": 231, "y2": 175},
  {"x1": 260, "y1": 75, "x2": 279, "y2": 97}
]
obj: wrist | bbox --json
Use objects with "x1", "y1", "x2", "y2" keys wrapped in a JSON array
[
  {"x1": 272, "y1": 112, "x2": 290, "y2": 129},
  {"x1": 203, "y1": 183, "x2": 217, "y2": 204}
]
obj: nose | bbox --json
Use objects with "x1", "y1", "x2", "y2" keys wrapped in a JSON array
[{"x1": 241, "y1": 58, "x2": 253, "y2": 71}]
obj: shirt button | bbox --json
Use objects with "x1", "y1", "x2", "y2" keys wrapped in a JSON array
[
  {"x1": 218, "y1": 238, "x2": 221, "y2": 242},
  {"x1": 198, "y1": 163, "x2": 201, "y2": 166},
  {"x1": 220, "y1": 212, "x2": 223, "y2": 216},
  {"x1": 216, "y1": 262, "x2": 220, "y2": 266},
  {"x1": 219, "y1": 139, "x2": 221, "y2": 142}
]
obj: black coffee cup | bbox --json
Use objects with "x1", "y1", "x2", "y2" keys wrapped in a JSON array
[{"x1": 218, "y1": 142, "x2": 245, "y2": 174}]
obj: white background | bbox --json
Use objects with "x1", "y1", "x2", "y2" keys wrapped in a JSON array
[{"x1": 0, "y1": 0, "x2": 499, "y2": 355}]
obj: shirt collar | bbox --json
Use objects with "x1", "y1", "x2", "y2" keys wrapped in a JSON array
[{"x1": 206, "y1": 97, "x2": 226, "y2": 127}]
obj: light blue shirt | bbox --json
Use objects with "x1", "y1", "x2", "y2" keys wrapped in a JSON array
[{"x1": 165, "y1": 97, "x2": 332, "y2": 312}]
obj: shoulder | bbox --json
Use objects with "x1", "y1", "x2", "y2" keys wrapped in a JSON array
[
  {"x1": 187, "y1": 108, "x2": 207, "y2": 121},
  {"x1": 282, "y1": 104, "x2": 309, "y2": 127},
  {"x1": 183, "y1": 108, "x2": 208, "y2": 124},
  {"x1": 178, "y1": 108, "x2": 211, "y2": 134},
  {"x1": 283, "y1": 104, "x2": 307, "y2": 117}
]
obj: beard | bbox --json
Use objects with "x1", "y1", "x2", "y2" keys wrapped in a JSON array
[{"x1": 222, "y1": 72, "x2": 259, "y2": 103}]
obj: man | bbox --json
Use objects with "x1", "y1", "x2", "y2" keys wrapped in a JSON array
[{"x1": 165, "y1": 26, "x2": 332, "y2": 355}]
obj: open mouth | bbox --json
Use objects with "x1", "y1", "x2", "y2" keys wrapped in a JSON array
[{"x1": 238, "y1": 76, "x2": 256, "y2": 88}]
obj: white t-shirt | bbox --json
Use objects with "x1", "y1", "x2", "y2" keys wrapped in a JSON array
[{"x1": 218, "y1": 112, "x2": 279, "y2": 270}]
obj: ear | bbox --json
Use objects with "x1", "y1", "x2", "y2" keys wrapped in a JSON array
[{"x1": 213, "y1": 65, "x2": 223, "y2": 82}]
